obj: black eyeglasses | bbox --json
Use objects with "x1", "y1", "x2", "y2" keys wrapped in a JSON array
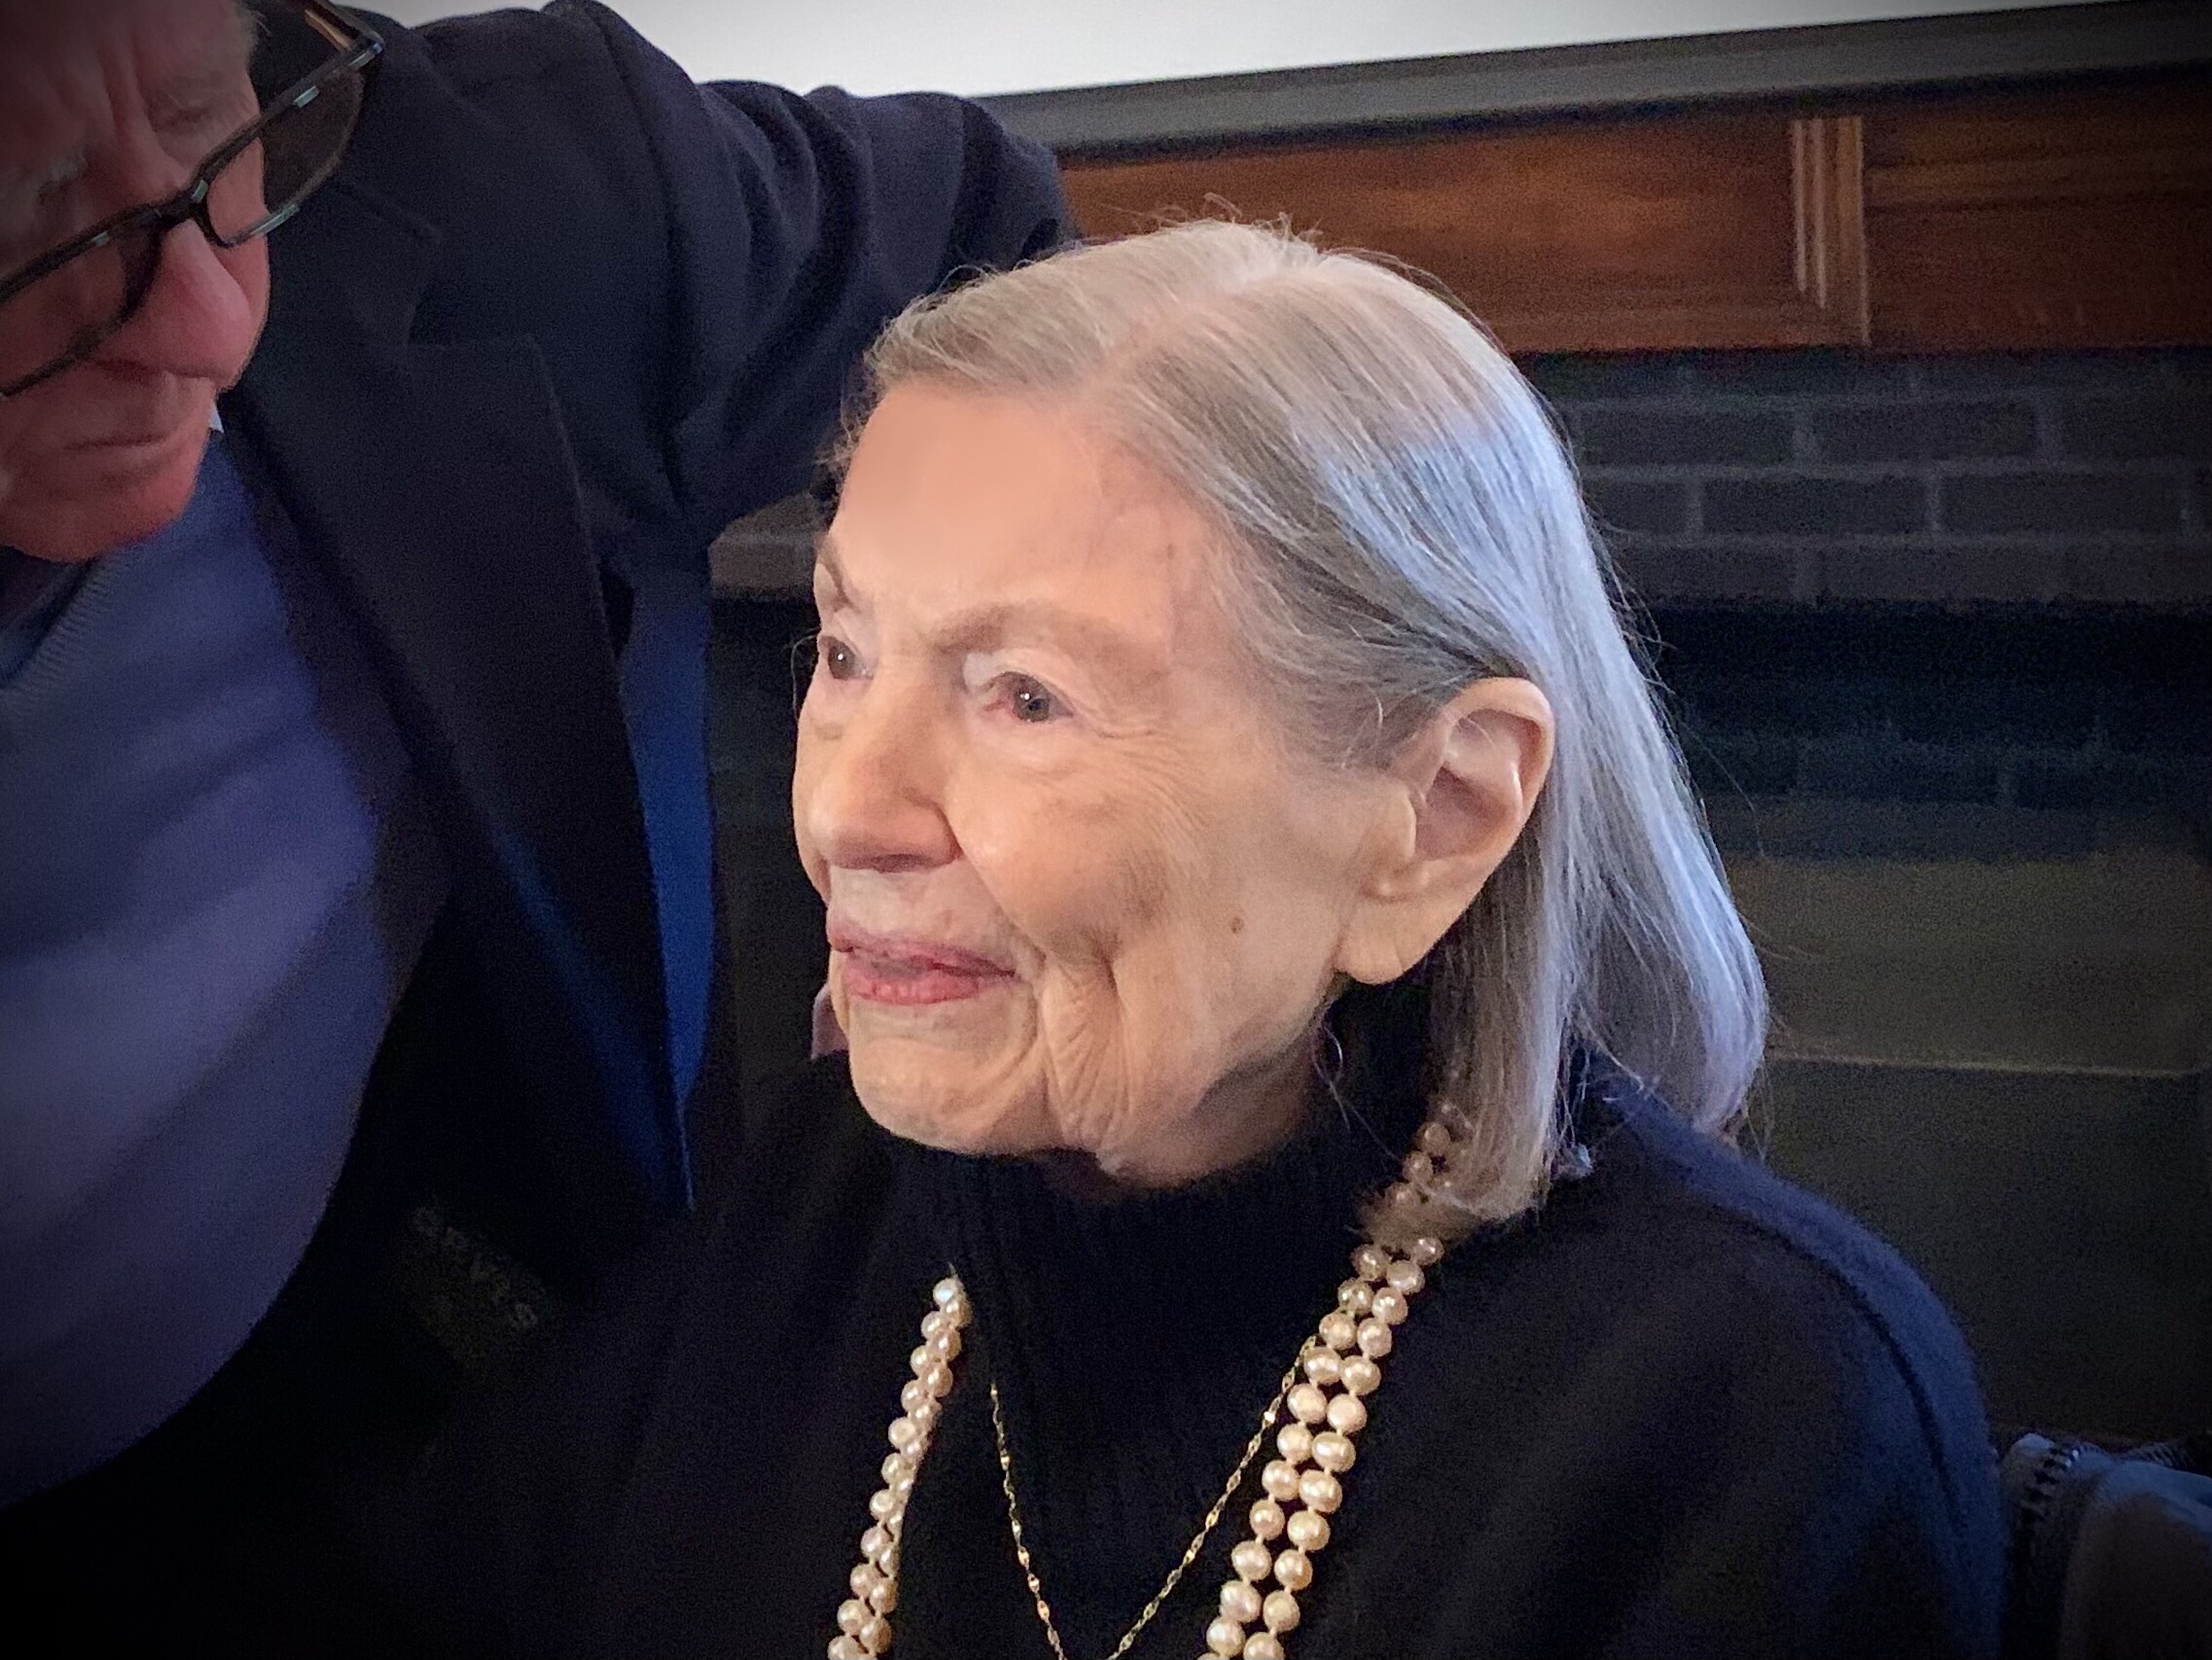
[{"x1": 0, "y1": 0, "x2": 383, "y2": 400}]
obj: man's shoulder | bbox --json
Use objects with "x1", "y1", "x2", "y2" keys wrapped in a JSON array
[
  {"x1": 330, "y1": 3, "x2": 658, "y2": 216},
  {"x1": 363, "y1": 1, "x2": 631, "y2": 100},
  {"x1": 276, "y1": 4, "x2": 682, "y2": 410}
]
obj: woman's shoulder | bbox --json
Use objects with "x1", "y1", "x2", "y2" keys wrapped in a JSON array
[
  {"x1": 1555, "y1": 1057, "x2": 1980, "y2": 1419},
  {"x1": 1416, "y1": 1057, "x2": 2002, "y2": 1577},
  {"x1": 1388, "y1": 1063, "x2": 2005, "y2": 1651}
]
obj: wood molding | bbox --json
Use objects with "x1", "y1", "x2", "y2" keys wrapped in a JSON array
[
  {"x1": 1796, "y1": 116, "x2": 1873, "y2": 346},
  {"x1": 1058, "y1": 74, "x2": 2212, "y2": 353},
  {"x1": 986, "y1": 1, "x2": 2212, "y2": 153},
  {"x1": 1864, "y1": 80, "x2": 2212, "y2": 348},
  {"x1": 1061, "y1": 114, "x2": 1872, "y2": 354}
]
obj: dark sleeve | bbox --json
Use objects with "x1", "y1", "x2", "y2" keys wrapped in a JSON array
[
  {"x1": 356, "y1": 1208, "x2": 722, "y2": 1658},
  {"x1": 356, "y1": 1061, "x2": 884, "y2": 1655},
  {"x1": 562, "y1": 0, "x2": 1074, "y2": 549}
]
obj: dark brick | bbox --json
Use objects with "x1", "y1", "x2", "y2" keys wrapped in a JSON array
[
  {"x1": 2173, "y1": 351, "x2": 2212, "y2": 390},
  {"x1": 736, "y1": 493, "x2": 824, "y2": 537},
  {"x1": 1893, "y1": 679, "x2": 2098, "y2": 748},
  {"x1": 1519, "y1": 355, "x2": 1684, "y2": 403},
  {"x1": 2054, "y1": 396, "x2": 2212, "y2": 463},
  {"x1": 2063, "y1": 546, "x2": 2212, "y2": 608},
  {"x1": 1816, "y1": 546, "x2": 2071, "y2": 607},
  {"x1": 1817, "y1": 547, "x2": 1952, "y2": 605},
  {"x1": 1937, "y1": 546, "x2": 2071, "y2": 607},
  {"x1": 1614, "y1": 546, "x2": 1806, "y2": 604},
  {"x1": 1802, "y1": 401, "x2": 2038, "y2": 464},
  {"x1": 1706, "y1": 797, "x2": 2107, "y2": 861},
  {"x1": 1681, "y1": 350, "x2": 1914, "y2": 398},
  {"x1": 1943, "y1": 474, "x2": 2182, "y2": 536},
  {"x1": 1704, "y1": 477, "x2": 1928, "y2": 536},
  {"x1": 1584, "y1": 477, "x2": 1691, "y2": 537},
  {"x1": 1575, "y1": 407, "x2": 1795, "y2": 467},
  {"x1": 1683, "y1": 733, "x2": 1799, "y2": 799},
  {"x1": 2014, "y1": 753, "x2": 2195, "y2": 815},
  {"x1": 1672, "y1": 670, "x2": 1889, "y2": 738},
  {"x1": 2102, "y1": 682, "x2": 2212, "y2": 757},
  {"x1": 1799, "y1": 737, "x2": 2006, "y2": 804},
  {"x1": 1920, "y1": 352, "x2": 2167, "y2": 392}
]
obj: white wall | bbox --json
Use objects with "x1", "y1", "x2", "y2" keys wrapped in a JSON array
[{"x1": 370, "y1": 0, "x2": 2102, "y2": 98}]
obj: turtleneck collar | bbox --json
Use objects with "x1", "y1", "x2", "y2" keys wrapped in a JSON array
[{"x1": 898, "y1": 982, "x2": 1431, "y2": 1655}]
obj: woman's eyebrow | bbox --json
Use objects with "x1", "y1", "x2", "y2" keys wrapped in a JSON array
[
  {"x1": 936, "y1": 602, "x2": 1163, "y2": 683},
  {"x1": 810, "y1": 532, "x2": 852, "y2": 606}
]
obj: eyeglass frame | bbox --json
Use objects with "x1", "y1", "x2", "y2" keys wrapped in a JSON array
[{"x1": 0, "y1": 0, "x2": 385, "y2": 400}]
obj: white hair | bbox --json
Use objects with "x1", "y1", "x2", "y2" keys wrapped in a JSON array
[{"x1": 841, "y1": 221, "x2": 1767, "y2": 1235}]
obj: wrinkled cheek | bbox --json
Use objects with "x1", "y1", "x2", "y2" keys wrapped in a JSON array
[
  {"x1": 1030, "y1": 952, "x2": 1223, "y2": 1154},
  {"x1": 844, "y1": 991, "x2": 1055, "y2": 1155}
]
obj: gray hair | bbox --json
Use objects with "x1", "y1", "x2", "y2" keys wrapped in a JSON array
[{"x1": 840, "y1": 220, "x2": 1767, "y2": 1236}]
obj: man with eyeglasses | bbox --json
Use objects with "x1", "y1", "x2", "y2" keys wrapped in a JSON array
[{"x1": 0, "y1": 0, "x2": 1067, "y2": 1643}]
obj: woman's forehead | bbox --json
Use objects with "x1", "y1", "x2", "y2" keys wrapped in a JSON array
[
  {"x1": 838, "y1": 385, "x2": 1218, "y2": 578},
  {"x1": 823, "y1": 532, "x2": 1232, "y2": 704}
]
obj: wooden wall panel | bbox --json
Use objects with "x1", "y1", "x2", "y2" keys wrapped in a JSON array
[
  {"x1": 1863, "y1": 82, "x2": 2212, "y2": 349},
  {"x1": 1060, "y1": 115, "x2": 1871, "y2": 354}
]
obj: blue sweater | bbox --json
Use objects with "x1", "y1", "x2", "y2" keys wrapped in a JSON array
[{"x1": 0, "y1": 440, "x2": 448, "y2": 1501}]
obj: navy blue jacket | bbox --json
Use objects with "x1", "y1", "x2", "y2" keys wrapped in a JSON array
[{"x1": 227, "y1": 2, "x2": 1070, "y2": 1284}]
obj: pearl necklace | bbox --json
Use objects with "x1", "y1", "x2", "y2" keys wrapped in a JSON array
[{"x1": 830, "y1": 1146, "x2": 1451, "y2": 1660}]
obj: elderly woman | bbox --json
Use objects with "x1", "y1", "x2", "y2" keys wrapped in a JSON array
[{"x1": 388, "y1": 222, "x2": 2004, "y2": 1659}]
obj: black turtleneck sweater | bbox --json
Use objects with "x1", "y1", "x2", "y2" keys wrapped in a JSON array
[{"x1": 376, "y1": 1050, "x2": 2004, "y2": 1659}]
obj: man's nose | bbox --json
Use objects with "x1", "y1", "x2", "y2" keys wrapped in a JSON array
[
  {"x1": 803, "y1": 678, "x2": 959, "y2": 875},
  {"x1": 105, "y1": 218, "x2": 262, "y2": 387}
]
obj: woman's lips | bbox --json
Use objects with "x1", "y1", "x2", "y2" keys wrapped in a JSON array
[{"x1": 828, "y1": 922, "x2": 1017, "y2": 1007}]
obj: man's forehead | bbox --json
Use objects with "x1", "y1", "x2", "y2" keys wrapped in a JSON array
[
  {"x1": 0, "y1": 0, "x2": 254, "y2": 178},
  {"x1": 0, "y1": 0, "x2": 253, "y2": 85},
  {"x1": 134, "y1": 0, "x2": 260, "y2": 88}
]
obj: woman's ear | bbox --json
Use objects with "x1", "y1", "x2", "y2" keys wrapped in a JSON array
[{"x1": 1335, "y1": 678, "x2": 1554, "y2": 986}]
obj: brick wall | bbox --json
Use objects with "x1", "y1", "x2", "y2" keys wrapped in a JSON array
[
  {"x1": 1516, "y1": 347, "x2": 2212, "y2": 860},
  {"x1": 1527, "y1": 347, "x2": 2212, "y2": 610}
]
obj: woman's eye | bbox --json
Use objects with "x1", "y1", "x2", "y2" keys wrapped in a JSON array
[
  {"x1": 998, "y1": 674, "x2": 1062, "y2": 724},
  {"x1": 818, "y1": 634, "x2": 865, "y2": 682}
]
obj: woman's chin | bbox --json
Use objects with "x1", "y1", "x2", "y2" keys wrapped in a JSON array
[{"x1": 846, "y1": 1039, "x2": 1043, "y2": 1158}]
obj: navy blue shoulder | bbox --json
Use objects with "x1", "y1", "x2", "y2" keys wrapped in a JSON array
[{"x1": 1563, "y1": 1054, "x2": 1999, "y2": 1534}]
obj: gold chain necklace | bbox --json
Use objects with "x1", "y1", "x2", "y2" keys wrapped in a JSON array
[
  {"x1": 988, "y1": 1357, "x2": 1301, "y2": 1660},
  {"x1": 828, "y1": 1121, "x2": 1457, "y2": 1660}
]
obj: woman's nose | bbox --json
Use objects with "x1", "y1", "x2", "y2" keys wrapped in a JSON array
[{"x1": 802, "y1": 677, "x2": 959, "y2": 875}]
